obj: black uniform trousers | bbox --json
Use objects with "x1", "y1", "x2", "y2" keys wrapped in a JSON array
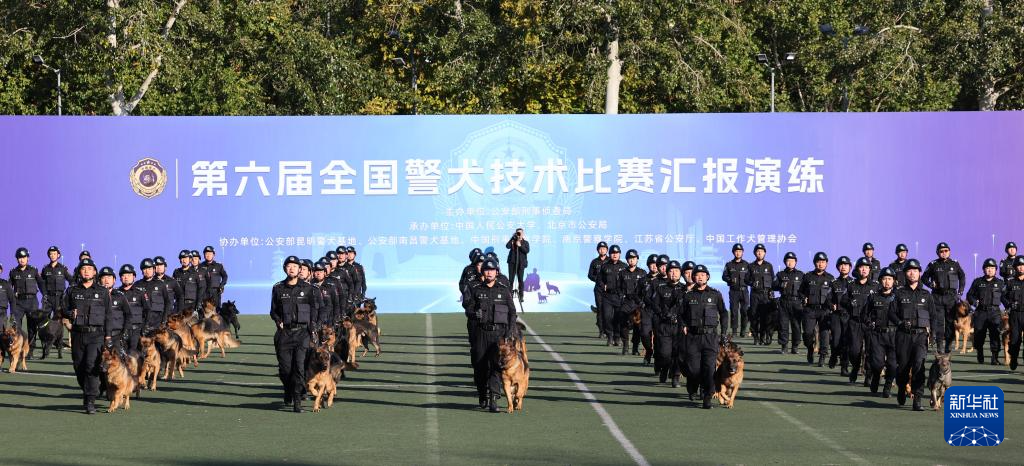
[
  {"x1": 600, "y1": 292, "x2": 622, "y2": 340},
  {"x1": 973, "y1": 308, "x2": 1002, "y2": 359},
  {"x1": 593, "y1": 288, "x2": 604, "y2": 335},
  {"x1": 749, "y1": 291, "x2": 774, "y2": 344},
  {"x1": 727, "y1": 288, "x2": 748, "y2": 335},
  {"x1": 124, "y1": 324, "x2": 143, "y2": 352},
  {"x1": 932, "y1": 292, "x2": 957, "y2": 353},
  {"x1": 636, "y1": 305, "x2": 654, "y2": 358},
  {"x1": 802, "y1": 305, "x2": 830, "y2": 357},
  {"x1": 654, "y1": 320, "x2": 678, "y2": 378},
  {"x1": 865, "y1": 328, "x2": 897, "y2": 392},
  {"x1": 682, "y1": 331, "x2": 719, "y2": 396},
  {"x1": 843, "y1": 318, "x2": 865, "y2": 378},
  {"x1": 13, "y1": 297, "x2": 36, "y2": 332},
  {"x1": 829, "y1": 311, "x2": 849, "y2": 363},
  {"x1": 616, "y1": 297, "x2": 640, "y2": 345},
  {"x1": 1009, "y1": 310, "x2": 1024, "y2": 365},
  {"x1": 895, "y1": 329, "x2": 928, "y2": 398},
  {"x1": 778, "y1": 297, "x2": 802, "y2": 349},
  {"x1": 274, "y1": 326, "x2": 311, "y2": 399},
  {"x1": 71, "y1": 327, "x2": 105, "y2": 403},
  {"x1": 471, "y1": 323, "x2": 506, "y2": 397}
]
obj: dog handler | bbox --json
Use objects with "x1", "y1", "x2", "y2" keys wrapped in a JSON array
[
  {"x1": 680, "y1": 264, "x2": 726, "y2": 409},
  {"x1": 463, "y1": 259, "x2": 518, "y2": 413},
  {"x1": 63, "y1": 258, "x2": 113, "y2": 414},
  {"x1": 270, "y1": 256, "x2": 321, "y2": 413}
]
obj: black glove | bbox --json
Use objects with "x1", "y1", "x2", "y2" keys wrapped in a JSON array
[
  {"x1": 902, "y1": 320, "x2": 913, "y2": 331},
  {"x1": 473, "y1": 309, "x2": 483, "y2": 320}
]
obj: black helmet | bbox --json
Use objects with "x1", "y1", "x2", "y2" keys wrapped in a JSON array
[
  {"x1": 1015, "y1": 256, "x2": 1024, "y2": 267},
  {"x1": 326, "y1": 251, "x2": 338, "y2": 261},
  {"x1": 904, "y1": 259, "x2": 922, "y2": 271},
  {"x1": 784, "y1": 252, "x2": 797, "y2": 262},
  {"x1": 1006, "y1": 242, "x2": 1018, "y2": 252},
  {"x1": 119, "y1": 264, "x2": 136, "y2": 276},
  {"x1": 682, "y1": 261, "x2": 696, "y2": 272},
  {"x1": 667, "y1": 260, "x2": 682, "y2": 271},
  {"x1": 153, "y1": 256, "x2": 167, "y2": 266},
  {"x1": 983, "y1": 258, "x2": 998, "y2": 269},
  {"x1": 190, "y1": 250, "x2": 200, "y2": 258},
  {"x1": 313, "y1": 261, "x2": 326, "y2": 272},
  {"x1": 936, "y1": 242, "x2": 950, "y2": 253},
  {"x1": 346, "y1": 246, "x2": 356, "y2": 253},
  {"x1": 178, "y1": 250, "x2": 190, "y2": 260},
  {"x1": 140, "y1": 258, "x2": 155, "y2": 270},
  {"x1": 895, "y1": 243, "x2": 908, "y2": 253},
  {"x1": 98, "y1": 266, "x2": 115, "y2": 278},
  {"x1": 47, "y1": 246, "x2": 60, "y2": 254},
  {"x1": 78, "y1": 258, "x2": 96, "y2": 271},
  {"x1": 597, "y1": 241, "x2": 608, "y2": 251},
  {"x1": 300, "y1": 259, "x2": 314, "y2": 270},
  {"x1": 692, "y1": 264, "x2": 710, "y2": 276},
  {"x1": 732, "y1": 243, "x2": 744, "y2": 252},
  {"x1": 626, "y1": 249, "x2": 639, "y2": 260},
  {"x1": 854, "y1": 257, "x2": 871, "y2": 269},
  {"x1": 836, "y1": 256, "x2": 852, "y2": 267},
  {"x1": 15, "y1": 247, "x2": 29, "y2": 259},
  {"x1": 474, "y1": 254, "x2": 485, "y2": 264},
  {"x1": 469, "y1": 248, "x2": 483, "y2": 261},
  {"x1": 80, "y1": 250, "x2": 92, "y2": 259},
  {"x1": 754, "y1": 243, "x2": 767, "y2": 253},
  {"x1": 646, "y1": 254, "x2": 658, "y2": 265},
  {"x1": 813, "y1": 252, "x2": 828, "y2": 262},
  {"x1": 336, "y1": 246, "x2": 347, "y2": 255},
  {"x1": 283, "y1": 256, "x2": 301, "y2": 270},
  {"x1": 862, "y1": 242, "x2": 874, "y2": 252},
  {"x1": 609, "y1": 245, "x2": 621, "y2": 254},
  {"x1": 482, "y1": 259, "x2": 499, "y2": 272},
  {"x1": 204, "y1": 245, "x2": 216, "y2": 254},
  {"x1": 879, "y1": 267, "x2": 896, "y2": 280},
  {"x1": 485, "y1": 251, "x2": 499, "y2": 261},
  {"x1": 657, "y1": 255, "x2": 670, "y2": 266}
]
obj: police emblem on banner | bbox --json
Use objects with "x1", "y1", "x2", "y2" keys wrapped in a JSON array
[
  {"x1": 130, "y1": 158, "x2": 167, "y2": 199},
  {"x1": 945, "y1": 386, "x2": 1004, "y2": 446}
]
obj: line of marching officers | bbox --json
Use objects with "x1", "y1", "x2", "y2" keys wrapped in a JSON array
[
  {"x1": 269, "y1": 246, "x2": 368, "y2": 412},
  {"x1": 588, "y1": 240, "x2": 1024, "y2": 411},
  {"x1": 0, "y1": 245, "x2": 229, "y2": 413}
]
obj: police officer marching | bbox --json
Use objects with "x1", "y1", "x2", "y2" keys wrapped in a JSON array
[
  {"x1": 174, "y1": 250, "x2": 207, "y2": 318},
  {"x1": 722, "y1": 243, "x2": 750, "y2": 339},
  {"x1": 154, "y1": 256, "x2": 183, "y2": 315},
  {"x1": 138, "y1": 258, "x2": 171, "y2": 330},
  {"x1": 0, "y1": 262, "x2": 14, "y2": 325},
  {"x1": 800, "y1": 252, "x2": 834, "y2": 367},
  {"x1": 588, "y1": 241, "x2": 610, "y2": 338},
  {"x1": 829, "y1": 256, "x2": 853, "y2": 372},
  {"x1": 63, "y1": 258, "x2": 112, "y2": 414},
  {"x1": 99, "y1": 267, "x2": 131, "y2": 351},
  {"x1": 118, "y1": 263, "x2": 149, "y2": 351},
  {"x1": 270, "y1": 256, "x2": 321, "y2": 413},
  {"x1": 889, "y1": 258, "x2": 934, "y2": 411},
  {"x1": 774, "y1": 252, "x2": 803, "y2": 355},
  {"x1": 1003, "y1": 256, "x2": 1024, "y2": 370},
  {"x1": 635, "y1": 254, "x2": 660, "y2": 360},
  {"x1": 199, "y1": 246, "x2": 229, "y2": 309},
  {"x1": 463, "y1": 259, "x2": 518, "y2": 413},
  {"x1": 40, "y1": 246, "x2": 71, "y2": 355},
  {"x1": 746, "y1": 244, "x2": 774, "y2": 345},
  {"x1": 618, "y1": 249, "x2": 647, "y2": 356},
  {"x1": 345, "y1": 247, "x2": 367, "y2": 301},
  {"x1": 889, "y1": 244, "x2": 910, "y2": 288},
  {"x1": 653, "y1": 260, "x2": 687, "y2": 387},
  {"x1": 858, "y1": 243, "x2": 881, "y2": 281},
  {"x1": 598, "y1": 245, "x2": 627, "y2": 347},
  {"x1": 9, "y1": 248, "x2": 40, "y2": 336},
  {"x1": 864, "y1": 268, "x2": 899, "y2": 397},
  {"x1": 680, "y1": 264, "x2": 726, "y2": 409},
  {"x1": 311, "y1": 261, "x2": 338, "y2": 327},
  {"x1": 999, "y1": 242, "x2": 1019, "y2": 281},
  {"x1": 922, "y1": 242, "x2": 965, "y2": 353},
  {"x1": 966, "y1": 258, "x2": 1005, "y2": 365},
  {"x1": 842, "y1": 258, "x2": 878, "y2": 384}
]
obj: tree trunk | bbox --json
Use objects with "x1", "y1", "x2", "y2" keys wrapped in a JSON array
[{"x1": 604, "y1": 37, "x2": 622, "y2": 114}]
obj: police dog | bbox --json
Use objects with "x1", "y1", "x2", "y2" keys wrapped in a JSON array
[
  {"x1": 305, "y1": 345, "x2": 337, "y2": 412},
  {"x1": 166, "y1": 313, "x2": 200, "y2": 367},
  {"x1": 320, "y1": 324, "x2": 337, "y2": 349},
  {"x1": 1001, "y1": 312, "x2": 1011, "y2": 366},
  {"x1": 757, "y1": 301, "x2": 779, "y2": 345},
  {"x1": 356, "y1": 297, "x2": 379, "y2": 330},
  {"x1": 352, "y1": 313, "x2": 381, "y2": 358},
  {"x1": 498, "y1": 336, "x2": 530, "y2": 413},
  {"x1": 3, "y1": 327, "x2": 30, "y2": 373},
  {"x1": 139, "y1": 334, "x2": 161, "y2": 390},
  {"x1": 928, "y1": 353, "x2": 952, "y2": 411},
  {"x1": 191, "y1": 302, "x2": 241, "y2": 359},
  {"x1": 152, "y1": 325, "x2": 194, "y2": 380},
  {"x1": 219, "y1": 300, "x2": 242, "y2": 340},
  {"x1": 952, "y1": 301, "x2": 974, "y2": 354},
  {"x1": 101, "y1": 346, "x2": 141, "y2": 412},
  {"x1": 337, "y1": 318, "x2": 360, "y2": 367},
  {"x1": 36, "y1": 315, "x2": 65, "y2": 360},
  {"x1": 714, "y1": 339, "x2": 745, "y2": 409}
]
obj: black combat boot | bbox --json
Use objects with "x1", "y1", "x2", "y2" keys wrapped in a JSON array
[
  {"x1": 778, "y1": 346, "x2": 786, "y2": 355},
  {"x1": 489, "y1": 395, "x2": 501, "y2": 413},
  {"x1": 881, "y1": 380, "x2": 892, "y2": 398},
  {"x1": 977, "y1": 347, "x2": 985, "y2": 364},
  {"x1": 702, "y1": 395, "x2": 713, "y2": 409},
  {"x1": 293, "y1": 399, "x2": 303, "y2": 413},
  {"x1": 478, "y1": 392, "x2": 489, "y2": 409},
  {"x1": 818, "y1": 353, "x2": 826, "y2": 367},
  {"x1": 897, "y1": 385, "x2": 907, "y2": 406},
  {"x1": 671, "y1": 375, "x2": 680, "y2": 389},
  {"x1": 991, "y1": 351, "x2": 1000, "y2": 366},
  {"x1": 790, "y1": 346, "x2": 798, "y2": 355},
  {"x1": 1011, "y1": 354, "x2": 1019, "y2": 371},
  {"x1": 828, "y1": 353, "x2": 838, "y2": 369},
  {"x1": 658, "y1": 367, "x2": 668, "y2": 384},
  {"x1": 621, "y1": 342, "x2": 627, "y2": 355},
  {"x1": 912, "y1": 396, "x2": 924, "y2": 411},
  {"x1": 85, "y1": 397, "x2": 97, "y2": 415}
]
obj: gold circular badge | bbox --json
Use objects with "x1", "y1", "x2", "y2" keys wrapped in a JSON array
[{"x1": 130, "y1": 158, "x2": 167, "y2": 199}]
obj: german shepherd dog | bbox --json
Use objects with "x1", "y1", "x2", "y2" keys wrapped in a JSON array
[
  {"x1": 337, "y1": 318, "x2": 360, "y2": 367},
  {"x1": 152, "y1": 325, "x2": 195, "y2": 380},
  {"x1": 36, "y1": 314, "x2": 65, "y2": 360},
  {"x1": 219, "y1": 300, "x2": 242, "y2": 340},
  {"x1": 356, "y1": 297, "x2": 379, "y2": 331},
  {"x1": 100, "y1": 346, "x2": 142, "y2": 412},
  {"x1": 757, "y1": 300, "x2": 779, "y2": 345},
  {"x1": 545, "y1": 282, "x2": 561, "y2": 295},
  {"x1": 714, "y1": 338, "x2": 745, "y2": 409},
  {"x1": 166, "y1": 313, "x2": 200, "y2": 368},
  {"x1": 953, "y1": 301, "x2": 974, "y2": 353},
  {"x1": 928, "y1": 353, "x2": 952, "y2": 411},
  {"x1": 191, "y1": 301, "x2": 241, "y2": 359},
  {"x1": 305, "y1": 345, "x2": 337, "y2": 412},
  {"x1": 352, "y1": 313, "x2": 381, "y2": 358},
  {"x1": 319, "y1": 324, "x2": 337, "y2": 349},
  {"x1": 498, "y1": 336, "x2": 530, "y2": 413},
  {"x1": 3, "y1": 327, "x2": 30, "y2": 373},
  {"x1": 138, "y1": 334, "x2": 161, "y2": 390},
  {"x1": 1001, "y1": 312, "x2": 1012, "y2": 366}
]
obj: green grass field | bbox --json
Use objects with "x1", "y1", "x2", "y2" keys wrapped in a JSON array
[{"x1": 1, "y1": 312, "x2": 1020, "y2": 465}]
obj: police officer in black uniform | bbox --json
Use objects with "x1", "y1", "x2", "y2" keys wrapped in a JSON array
[
  {"x1": 889, "y1": 244, "x2": 910, "y2": 288},
  {"x1": 864, "y1": 267, "x2": 898, "y2": 396},
  {"x1": 890, "y1": 258, "x2": 934, "y2": 410},
  {"x1": 634, "y1": 254, "x2": 660, "y2": 359},
  {"x1": 774, "y1": 252, "x2": 803, "y2": 355},
  {"x1": 9, "y1": 248, "x2": 40, "y2": 336},
  {"x1": 829, "y1": 256, "x2": 854, "y2": 371},
  {"x1": 200, "y1": 246, "x2": 229, "y2": 308},
  {"x1": 653, "y1": 260, "x2": 687, "y2": 386},
  {"x1": 681, "y1": 264, "x2": 726, "y2": 408},
  {"x1": 72, "y1": 250, "x2": 91, "y2": 286},
  {"x1": 857, "y1": 243, "x2": 882, "y2": 281},
  {"x1": 174, "y1": 250, "x2": 207, "y2": 317},
  {"x1": 40, "y1": 246, "x2": 71, "y2": 354},
  {"x1": 463, "y1": 259, "x2": 518, "y2": 413},
  {"x1": 99, "y1": 267, "x2": 131, "y2": 351},
  {"x1": 999, "y1": 242, "x2": 1019, "y2": 281},
  {"x1": 138, "y1": 258, "x2": 171, "y2": 330},
  {"x1": 618, "y1": 249, "x2": 647, "y2": 355},
  {"x1": 922, "y1": 242, "x2": 965, "y2": 353},
  {"x1": 643, "y1": 255, "x2": 670, "y2": 368},
  {"x1": 0, "y1": 263, "x2": 14, "y2": 325},
  {"x1": 118, "y1": 264, "x2": 149, "y2": 351},
  {"x1": 843, "y1": 258, "x2": 877, "y2": 383},
  {"x1": 505, "y1": 229, "x2": 530, "y2": 303},
  {"x1": 270, "y1": 256, "x2": 321, "y2": 413},
  {"x1": 722, "y1": 243, "x2": 749, "y2": 338},
  {"x1": 346, "y1": 247, "x2": 367, "y2": 300},
  {"x1": 63, "y1": 258, "x2": 112, "y2": 414},
  {"x1": 1003, "y1": 256, "x2": 1024, "y2": 370},
  {"x1": 747, "y1": 244, "x2": 775, "y2": 345},
  {"x1": 966, "y1": 258, "x2": 1005, "y2": 365},
  {"x1": 598, "y1": 245, "x2": 627, "y2": 346},
  {"x1": 311, "y1": 261, "x2": 338, "y2": 327},
  {"x1": 800, "y1": 252, "x2": 834, "y2": 366},
  {"x1": 154, "y1": 256, "x2": 184, "y2": 315},
  {"x1": 588, "y1": 242, "x2": 609, "y2": 337},
  {"x1": 459, "y1": 249, "x2": 484, "y2": 293}
]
